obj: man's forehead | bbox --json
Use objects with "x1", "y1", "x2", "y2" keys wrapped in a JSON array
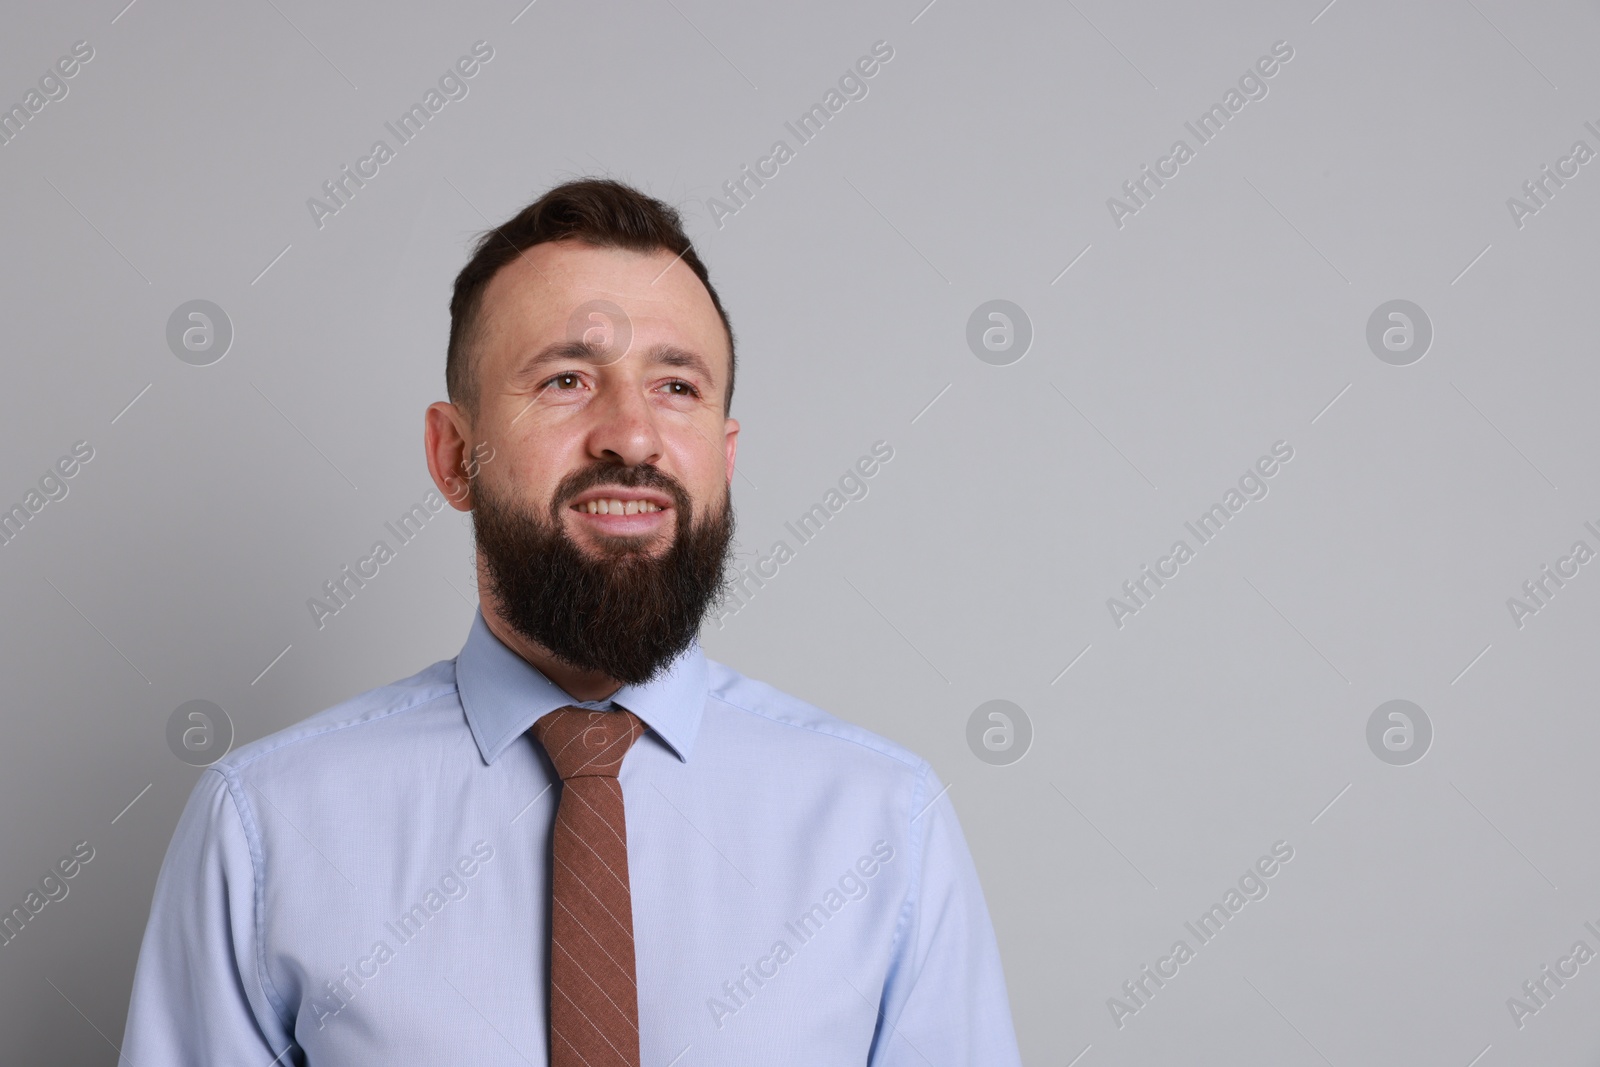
[
  {"x1": 494, "y1": 241, "x2": 697, "y2": 309},
  {"x1": 480, "y1": 241, "x2": 728, "y2": 366}
]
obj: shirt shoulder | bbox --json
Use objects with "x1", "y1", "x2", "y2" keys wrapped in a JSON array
[
  {"x1": 209, "y1": 656, "x2": 461, "y2": 782},
  {"x1": 703, "y1": 657, "x2": 929, "y2": 779}
]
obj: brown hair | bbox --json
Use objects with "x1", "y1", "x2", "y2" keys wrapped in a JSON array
[{"x1": 446, "y1": 178, "x2": 735, "y2": 417}]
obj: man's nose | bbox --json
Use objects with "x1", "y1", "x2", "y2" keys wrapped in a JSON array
[{"x1": 584, "y1": 384, "x2": 664, "y2": 468}]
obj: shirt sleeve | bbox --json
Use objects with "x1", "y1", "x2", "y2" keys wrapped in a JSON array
[
  {"x1": 870, "y1": 765, "x2": 1023, "y2": 1067},
  {"x1": 121, "y1": 767, "x2": 301, "y2": 1065}
]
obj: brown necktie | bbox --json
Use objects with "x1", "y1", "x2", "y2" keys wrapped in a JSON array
[{"x1": 529, "y1": 706, "x2": 647, "y2": 1067}]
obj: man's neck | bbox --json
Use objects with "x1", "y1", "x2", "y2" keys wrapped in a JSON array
[{"x1": 480, "y1": 605, "x2": 624, "y2": 703}]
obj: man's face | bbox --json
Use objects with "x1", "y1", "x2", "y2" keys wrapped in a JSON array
[{"x1": 425, "y1": 238, "x2": 740, "y2": 683}]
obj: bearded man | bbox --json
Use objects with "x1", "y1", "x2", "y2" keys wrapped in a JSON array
[{"x1": 122, "y1": 178, "x2": 1022, "y2": 1066}]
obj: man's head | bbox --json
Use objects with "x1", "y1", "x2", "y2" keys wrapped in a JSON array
[{"x1": 425, "y1": 179, "x2": 739, "y2": 687}]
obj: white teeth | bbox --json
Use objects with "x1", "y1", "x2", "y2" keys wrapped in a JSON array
[{"x1": 581, "y1": 499, "x2": 662, "y2": 515}]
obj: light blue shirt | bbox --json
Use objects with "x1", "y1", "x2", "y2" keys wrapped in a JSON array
[{"x1": 122, "y1": 611, "x2": 1022, "y2": 1066}]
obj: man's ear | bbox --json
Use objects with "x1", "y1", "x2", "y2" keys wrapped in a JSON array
[
  {"x1": 425, "y1": 401, "x2": 476, "y2": 512},
  {"x1": 723, "y1": 416, "x2": 740, "y2": 488}
]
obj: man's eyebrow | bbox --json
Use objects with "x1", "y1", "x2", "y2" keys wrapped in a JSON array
[
  {"x1": 510, "y1": 339, "x2": 607, "y2": 383},
  {"x1": 649, "y1": 344, "x2": 714, "y2": 382},
  {"x1": 510, "y1": 340, "x2": 717, "y2": 386}
]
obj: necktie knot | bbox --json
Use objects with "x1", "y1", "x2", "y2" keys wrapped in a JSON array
[{"x1": 531, "y1": 706, "x2": 645, "y2": 780}]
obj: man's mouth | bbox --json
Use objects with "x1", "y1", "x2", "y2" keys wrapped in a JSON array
[
  {"x1": 566, "y1": 488, "x2": 675, "y2": 532},
  {"x1": 574, "y1": 498, "x2": 665, "y2": 515}
]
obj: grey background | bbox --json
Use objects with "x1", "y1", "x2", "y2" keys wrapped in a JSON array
[{"x1": 1, "y1": 0, "x2": 1596, "y2": 1062}]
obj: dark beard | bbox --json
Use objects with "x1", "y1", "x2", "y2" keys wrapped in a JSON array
[{"x1": 471, "y1": 462, "x2": 734, "y2": 686}]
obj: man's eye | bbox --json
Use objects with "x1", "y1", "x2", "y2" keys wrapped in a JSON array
[
  {"x1": 662, "y1": 380, "x2": 699, "y2": 397},
  {"x1": 548, "y1": 373, "x2": 582, "y2": 390}
]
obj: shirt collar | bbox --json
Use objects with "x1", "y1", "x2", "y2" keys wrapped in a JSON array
[{"x1": 455, "y1": 609, "x2": 706, "y2": 765}]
